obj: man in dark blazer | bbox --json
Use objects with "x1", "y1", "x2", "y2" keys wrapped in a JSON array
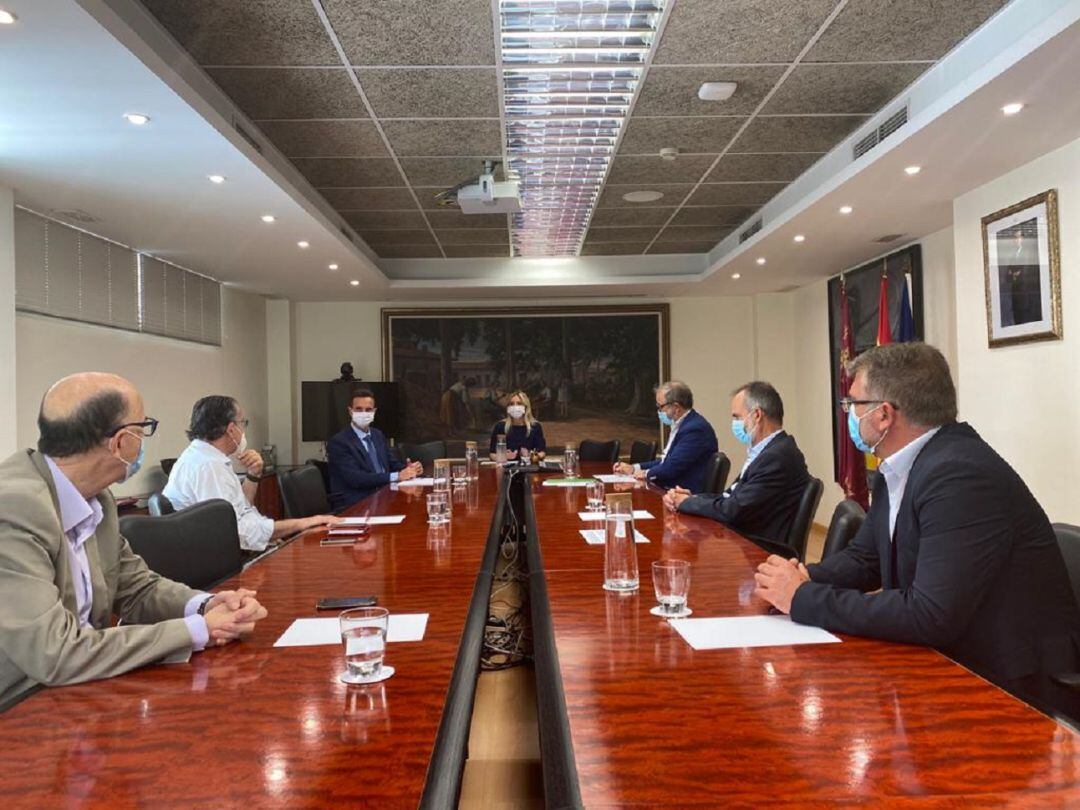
[
  {"x1": 755, "y1": 343, "x2": 1080, "y2": 716},
  {"x1": 614, "y1": 381, "x2": 718, "y2": 493},
  {"x1": 327, "y1": 388, "x2": 423, "y2": 511},
  {"x1": 665, "y1": 381, "x2": 810, "y2": 545}
]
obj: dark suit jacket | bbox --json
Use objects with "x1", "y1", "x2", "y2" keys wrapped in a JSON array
[
  {"x1": 678, "y1": 430, "x2": 809, "y2": 544},
  {"x1": 792, "y1": 421, "x2": 1080, "y2": 691},
  {"x1": 639, "y1": 409, "x2": 718, "y2": 492},
  {"x1": 326, "y1": 426, "x2": 405, "y2": 511}
]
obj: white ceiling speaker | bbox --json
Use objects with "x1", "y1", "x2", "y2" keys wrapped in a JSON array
[
  {"x1": 622, "y1": 190, "x2": 664, "y2": 203},
  {"x1": 698, "y1": 81, "x2": 738, "y2": 101},
  {"x1": 659, "y1": 147, "x2": 679, "y2": 161}
]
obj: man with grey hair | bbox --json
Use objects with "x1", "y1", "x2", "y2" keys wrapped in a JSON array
[
  {"x1": 755, "y1": 342, "x2": 1080, "y2": 718},
  {"x1": 665, "y1": 381, "x2": 810, "y2": 544},
  {"x1": 614, "y1": 380, "x2": 718, "y2": 492}
]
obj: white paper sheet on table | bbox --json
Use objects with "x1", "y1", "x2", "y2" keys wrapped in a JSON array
[
  {"x1": 579, "y1": 528, "x2": 649, "y2": 545},
  {"x1": 393, "y1": 477, "x2": 435, "y2": 488},
  {"x1": 578, "y1": 510, "x2": 653, "y2": 521},
  {"x1": 541, "y1": 478, "x2": 592, "y2": 487},
  {"x1": 273, "y1": 614, "x2": 429, "y2": 647},
  {"x1": 668, "y1": 615, "x2": 841, "y2": 650},
  {"x1": 336, "y1": 515, "x2": 406, "y2": 526},
  {"x1": 593, "y1": 474, "x2": 638, "y2": 484}
]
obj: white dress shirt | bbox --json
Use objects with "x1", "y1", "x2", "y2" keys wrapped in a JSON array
[
  {"x1": 731, "y1": 428, "x2": 782, "y2": 491},
  {"x1": 877, "y1": 426, "x2": 941, "y2": 539},
  {"x1": 163, "y1": 439, "x2": 274, "y2": 552}
]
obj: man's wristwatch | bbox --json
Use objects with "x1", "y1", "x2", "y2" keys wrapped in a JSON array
[
  {"x1": 245, "y1": 473, "x2": 261, "y2": 483},
  {"x1": 197, "y1": 597, "x2": 211, "y2": 616}
]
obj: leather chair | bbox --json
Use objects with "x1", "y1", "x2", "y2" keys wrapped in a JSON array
[
  {"x1": 578, "y1": 439, "x2": 620, "y2": 463},
  {"x1": 702, "y1": 452, "x2": 731, "y2": 495},
  {"x1": 629, "y1": 440, "x2": 657, "y2": 465},
  {"x1": 444, "y1": 440, "x2": 468, "y2": 459},
  {"x1": 278, "y1": 464, "x2": 331, "y2": 519},
  {"x1": 160, "y1": 457, "x2": 177, "y2": 476},
  {"x1": 397, "y1": 440, "x2": 446, "y2": 471},
  {"x1": 147, "y1": 492, "x2": 175, "y2": 517},
  {"x1": 305, "y1": 458, "x2": 331, "y2": 492},
  {"x1": 118, "y1": 499, "x2": 242, "y2": 590},
  {"x1": 821, "y1": 499, "x2": 866, "y2": 561},
  {"x1": 1053, "y1": 523, "x2": 1080, "y2": 611},
  {"x1": 787, "y1": 477, "x2": 824, "y2": 562}
]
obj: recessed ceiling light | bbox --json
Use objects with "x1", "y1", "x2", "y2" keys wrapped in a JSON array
[
  {"x1": 297, "y1": 240, "x2": 310, "y2": 249},
  {"x1": 207, "y1": 174, "x2": 226, "y2": 184},
  {"x1": 261, "y1": 214, "x2": 275, "y2": 223},
  {"x1": 0, "y1": 10, "x2": 17, "y2": 24},
  {"x1": 349, "y1": 280, "x2": 360, "y2": 287},
  {"x1": 839, "y1": 205, "x2": 853, "y2": 215},
  {"x1": 622, "y1": 190, "x2": 664, "y2": 203},
  {"x1": 755, "y1": 257, "x2": 766, "y2": 266},
  {"x1": 698, "y1": 81, "x2": 738, "y2": 102},
  {"x1": 123, "y1": 113, "x2": 150, "y2": 126},
  {"x1": 904, "y1": 165, "x2": 921, "y2": 176},
  {"x1": 731, "y1": 273, "x2": 741, "y2": 280},
  {"x1": 328, "y1": 263, "x2": 339, "y2": 271},
  {"x1": 1001, "y1": 102, "x2": 1024, "y2": 116},
  {"x1": 793, "y1": 234, "x2": 806, "y2": 243}
]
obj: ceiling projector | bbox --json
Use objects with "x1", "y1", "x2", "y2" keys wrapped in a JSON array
[{"x1": 455, "y1": 168, "x2": 521, "y2": 215}]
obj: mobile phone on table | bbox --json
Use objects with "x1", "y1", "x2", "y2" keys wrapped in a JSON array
[{"x1": 315, "y1": 596, "x2": 377, "y2": 610}]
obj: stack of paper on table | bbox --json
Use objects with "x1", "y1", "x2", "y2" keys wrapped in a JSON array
[
  {"x1": 668, "y1": 615, "x2": 841, "y2": 650},
  {"x1": 336, "y1": 515, "x2": 406, "y2": 526},
  {"x1": 593, "y1": 474, "x2": 638, "y2": 484},
  {"x1": 393, "y1": 477, "x2": 435, "y2": 488},
  {"x1": 578, "y1": 510, "x2": 654, "y2": 521},
  {"x1": 580, "y1": 528, "x2": 649, "y2": 545},
  {"x1": 273, "y1": 614, "x2": 429, "y2": 647},
  {"x1": 541, "y1": 478, "x2": 593, "y2": 487}
]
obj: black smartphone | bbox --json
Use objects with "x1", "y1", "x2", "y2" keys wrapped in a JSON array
[{"x1": 315, "y1": 596, "x2": 378, "y2": 610}]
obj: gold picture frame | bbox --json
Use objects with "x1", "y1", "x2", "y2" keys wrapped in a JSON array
[{"x1": 981, "y1": 189, "x2": 1062, "y2": 348}]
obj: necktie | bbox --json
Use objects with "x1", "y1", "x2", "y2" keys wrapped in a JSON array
[{"x1": 364, "y1": 435, "x2": 384, "y2": 474}]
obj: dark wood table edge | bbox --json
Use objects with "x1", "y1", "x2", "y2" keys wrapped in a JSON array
[
  {"x1": 521, "y1": 473, "x2": 586, "y2": 810},
  {"x1": 419, "y1": 474, "x2": 509, "y2": 809}
]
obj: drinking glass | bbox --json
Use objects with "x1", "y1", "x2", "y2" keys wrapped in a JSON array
[
  {"x1": 339, "y1": 607, "x2": 392, "y2": 684},
  {"x1": 451, "y1": 464, "x2": 467, "y2": 486},
  {"x1": 603, "y1": 499, "x2": 639, "y2": 592},
  {"x1": 586, "y1": 480, "x2": 605, "y2": 513},
  {"x1": 564, "y1": 446, "x2": 579, "y2": 478},
  {"x1": 465, "y1": 443, "x2": 479, "y2": 480},
  {"x1": 433, "y1": 458, "x2": 450, "y2": 493},
  {"x1": 650, "y1": 560, "x2": 692, "y2": 618},
  {"x1": 426, "y1": 491, "x2": 450, "y2": 525},
  {"x1": 496, "y1": 437, "x2": 507, "y2": 464}
]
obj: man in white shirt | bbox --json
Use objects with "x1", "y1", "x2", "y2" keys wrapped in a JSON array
[{"x1": 165, "y1": 396, "x2": 339, "y2": 552}]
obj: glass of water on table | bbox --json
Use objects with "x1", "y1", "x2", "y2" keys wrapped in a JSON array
[
  {"x1": 340, "y1": 607, "x2": 395, "y2": 684},
  {"x1": 650, "y1": 560, "x2": 692, "y2": 618},
  {"x1": 586, "y1": 479, "x2": 605, "y2": 513}
]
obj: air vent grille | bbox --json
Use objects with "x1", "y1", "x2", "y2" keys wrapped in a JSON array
[
  {"x1": 853, "y1": 106, "x2": 908, "y2": 160},
  {"x1": 874, "y1": 233, "x2": 905, "y2": 243},
  {"x1": 233, "y1": 120, "x2": 263, "y2": 154},
  {"x1": 738, "y1": 218, "x2": 763, "y2": 243}
]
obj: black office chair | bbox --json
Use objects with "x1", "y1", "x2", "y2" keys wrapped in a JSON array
[
  {"x1": 1053, "y1": 523, "x2": 1080, "y2": 610},
  {"x1": 160, "y1": 457, "x2": 177, "y2": 476},
  {"x1": 397, "y1": 440, "x2": 446, "y2": 472},
  {"x1": 821, "y1": 499, "x2": 866, "y2": 561},
  {"x1": 786, "y1": 477, "x2": 824, "y2": 562},
  {"x1": 702, "y1": 452, "x2": 731, "y2": 495},
  {"x1": 147, "y1": 492, "x2": 175, "y2": 517},
  {"x1": 444, "y1": 440, "x2": 467, "y2": 459},
  {"x1": 578, "y1": 439, "x2": 620, "y2": 463},
  {"x1": 278, "y1": 464, "x2": 330, "y2": 518},
  {"x1": 305, "y1": 458, "x2": 331, "y2": 492},
  {"x1": 629, "y1": 440, "x2": 657, "y2": 465},
  {"x1": 118, "y1": 499, "x2": 242, "y2": 590}
]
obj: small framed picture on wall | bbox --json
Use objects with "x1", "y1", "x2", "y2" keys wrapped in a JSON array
[{"x1": 981, "y1": 189, "x2": 1062, "y2": 347}]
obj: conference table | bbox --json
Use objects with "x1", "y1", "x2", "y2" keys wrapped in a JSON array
[{"x1": 2, "y1": 462, "x2": 1079, "y2": 808}]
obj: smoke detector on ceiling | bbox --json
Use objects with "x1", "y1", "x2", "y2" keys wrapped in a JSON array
[
  {"x1": 698, "y1": 81, "x2": 738, "y2": 102},
  {"x1": 659, "y1": 147, "x2": 679, "y2": 161}
]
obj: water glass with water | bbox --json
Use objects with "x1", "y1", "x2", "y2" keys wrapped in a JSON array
[
  {"x1": 603, "y1": 499, "x2": 639, "y2": 592},
  {"x1": 586, "y1": 480, "x2": 605, "y2": 513},
  {"x1": 452, "y1": 463, "x2": 467, "y2": 486},
  {"x1": 465, "y1": 442, "x2": 479, "y2": 480},
  {"x1": 496, "y1": 437, "x2": 507, "y2": 464},
  {"x1": 433, "y1": 458, "x2": 450, "y2": 492},
  {"x1": 426, "y1": 491, "x2": 450, "y2": 525},
  {"x1": 651, "y1": 560, "x2": 692, "y2": 618},
  {"x1": 564, "y1": 446, "x2": 579, "y2": 478},
  {"x1": 340, "y1": 607, "x2": 388, "y2": 681}
]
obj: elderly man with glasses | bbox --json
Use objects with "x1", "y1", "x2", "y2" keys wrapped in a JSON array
[{"x1": 0, "y1": 373, "x2": 269, "y2": 706}]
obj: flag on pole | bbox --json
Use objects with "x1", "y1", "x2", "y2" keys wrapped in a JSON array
[
  {"x1": 836, "y1": 278, "x2": 869, "y2": 509},
  {"x1": 876, "y1": 265, "x2": 892, "y2": 346},
  {"x1": 898, "y1": 275, "x2": 915, "y2": 342}
]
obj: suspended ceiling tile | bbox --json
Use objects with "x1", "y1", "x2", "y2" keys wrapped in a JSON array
[
  {"x1": 597, "y1": 184, "x2": 695, "y2": 209},
  {"x1": 374, "y1": 244, "x2": 443, "y2": 259},
  {"x1": 730, "y1": 115, "x2": 869, "y2": 153},
  {"x1": 142, "y1": 0, "x2": 340, "y2": 65},
  {"x1": 645, "y1": 241, "x2": 716, "y2": 254},
  {"x1": 705, "y1": 152, "x2": 822, "y2": 182},
  {"x1": 671, "y1": 206, "x2": 758, "y2": 226},
  {"x1": 207, "y1": 68, "x2": 366, "y2": 119},
  {"x1": 763, "y1": 63, "x2": 931, "y2": 115},
  {"x1": 359, "y1": 228, "x2": 437, "y2": 246},
  {"x1": 256, "y1": 120, "x2": 388, "y2": 158},
  {"x1": 319, "y1": 187, "x2": 418, "y2": 211},
  {"x1": 656, "y1": 225, "x2": 733, "y2": 242},
  {"x1": 590, "y1": 208, "x2": 678, "y2": 227},
  {"x1": 382, "y1": 119, "x2": 502, "y2": 157},
  {"x1": 687, "y1": 182, "x2": 785, "y2": 206},
  {"x1": 342, "y1": 211, "x2": 430, "y2": 230},
  {"x1": 584, "y1": 226, "x2": 662, "y2": 243},
  {"x1": 357, "y1": 68, "x2": 500, "y2": 119},
  {"x1": 634, "y1": 66, "x2": 787, "y2": 117},
  {"x1": 608, "y1": 154, "x2": 719, "y2": 185},
  {"x1": 618, "y1": 116, "x2": 745, "y2": 156},
  {"x1": 443, "y1": 245, "x2": 512, "y2": 258},
  {"x1": 322, "y1": 0, "x2": 496, "y2": 66},
  {"x1": 434, "y1": 229, "x2": 509, "y2": 245},
  {"x1": 806, "y1": 0, "x2": 1011, "y2": 62},
  {"x1": 581, "y1": 243, "x2": 651, "y2": 256},
  {"x1": 424, "y1": 210, "x2": 507, "y2": 229},
  {"x1": 293, "y1": 157, "x2": 404, "y2": 187},
  {"x1": 652, "y1": 0, "x2": 838, "y2": 64}
]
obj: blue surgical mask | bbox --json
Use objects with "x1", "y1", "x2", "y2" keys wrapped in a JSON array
[
  {"x1": 731, "y1": 418, "x2": 753, "y2": 445},
  {"x1": 658, "y1": 409, "x2": 674, "y2": 427},
  {"x1": 847, "y1": 404, "x2": 885, "y2": 455},
  {"x1": 116, "y1": 431, "x2": 145, "y2": 482}
]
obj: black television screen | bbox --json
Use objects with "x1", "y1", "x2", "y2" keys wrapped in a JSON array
[{"x1": 301, "y1": 381, "x2": 400, "y2": 442}]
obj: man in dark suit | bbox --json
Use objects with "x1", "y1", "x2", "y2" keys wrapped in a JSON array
[
  {"x1": 614, "y1": 381, "x2": 718, "y2": 493},
  {"x1": 665, "y1": 381, "x2": 810, "y2": 544},
  {"x1": 755, "y1": 342, "x2": 1080, "y2": 716},
  {"x1": 327, "y1": 388, "x2": 422, "y2": 510}
]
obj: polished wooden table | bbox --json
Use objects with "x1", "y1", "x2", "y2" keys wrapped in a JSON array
[
  {"x1": 526, "y1": 463, "x2": 1080, "y2": 807},
  {"x1": 0, "y1": 470, "x2": 506, "y2": 809}
]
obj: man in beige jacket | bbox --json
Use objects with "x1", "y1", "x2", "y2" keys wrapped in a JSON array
[{"x1": 0, "y1": 372, "x2": 268, "y2": 707}]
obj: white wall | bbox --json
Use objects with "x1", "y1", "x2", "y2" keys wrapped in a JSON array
[
  {"x1": 953, "y1": 136, "x2": 1080, "y2": 524},
  {"x1": 0, "y1": 186, "x2": 16, "y2": 457},
  {"x1": 14, "y1": 285, "x2": 268, "y2": 496}
]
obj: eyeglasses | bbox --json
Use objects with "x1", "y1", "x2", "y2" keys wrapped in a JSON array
[
  {"x1": 656, "y1": 401, "x2": 673, "y2": 412},
  {"x1": 839, "y1": 398, "x2": 891, "y2": 414},
  {"x1": 106, "y1": 418, "x2": 159, "y2": 438},
  {"x1": 233, "y1": 418, "x2": 250, "y2": 428}
]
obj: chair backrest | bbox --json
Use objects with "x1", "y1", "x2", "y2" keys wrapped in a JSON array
[
  {"x1": 147, "y1": 492, "x2": 175, "y2": 517},
  {"x1": 444, "y1": 440, "x2": 467, "y2": 459},
  {"x1": 1053, "y1": 523, "x2": 1080, "y2": 611},
  {"x1": 118, "y1": 499, "x2": 242, "y2": 590},
  {"x1": 278, "y1": 464, "x2": 330, "y2": 518},
  {"x1": 578, "y1": 439, "x2": 620, "y2": 463},
  {"x1": 397, "y1": 440, "x2": 447, "y2": 471},
  {"x1": 821, "y1": 499, "x2": 866, "y2": 561},
  {"x1": 702, "y1": 452, "x2": 731, "y2": 495},
  {"x1": 160, "y1": 457, "x2": 177, "y2": 476},
  {"x1": 629, "y1": 440, "x2": 657, "y2": 465},
  {"x1": 787, "y1": 477, "x2": 824, "y2": 562},
  {"x1": 305, "y1": 458, "x2": 331, "y2": 492}
]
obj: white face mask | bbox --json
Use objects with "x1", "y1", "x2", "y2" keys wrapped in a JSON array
[
  {"x1": 232, "y1": 432, "x2": 247, "y2": 457},
  {"x1": 507, "y1": 404, "x2": 526, "y2": 419},
  {"x1": 352, "y1": 411, "x2": 375, "y2": 429}
]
